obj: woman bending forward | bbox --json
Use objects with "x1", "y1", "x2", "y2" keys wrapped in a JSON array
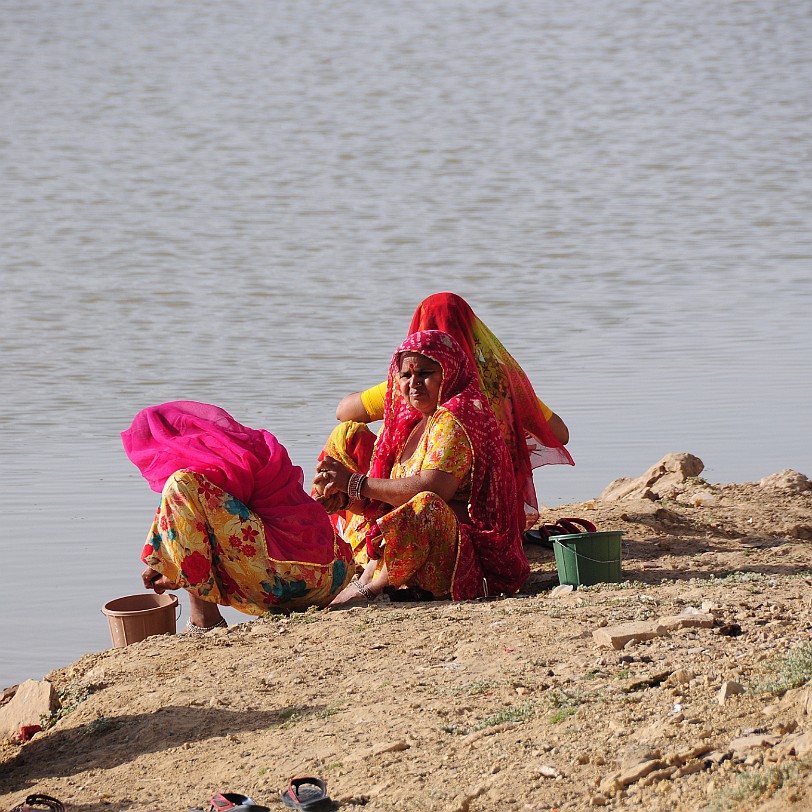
[
  {"x1": 314, "y1": 330, "x2": 529, "y2": 607},
  {"x1": 122, "y1": 401, "x2": 354, "y2": 634}
]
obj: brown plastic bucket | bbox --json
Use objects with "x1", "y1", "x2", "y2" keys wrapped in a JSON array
[{"x1": 102, "y1": 593, "x2": 180, "y2": 647}]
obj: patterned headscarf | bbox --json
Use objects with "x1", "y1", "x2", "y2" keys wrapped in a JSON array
[
  {"x1": 409, "y1": 292, "x2": 574, "y2": 522},
  {"x1": 370, "y1": 331, "x2": 529, "y2": 599}
]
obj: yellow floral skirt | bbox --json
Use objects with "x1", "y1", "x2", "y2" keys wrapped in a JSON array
[
  {"x1": 346, "y1": 492, "x2": 460, "y2": 599},
  {"x1": 142, "y1": 470, "x2": 353, "y2": 614}
]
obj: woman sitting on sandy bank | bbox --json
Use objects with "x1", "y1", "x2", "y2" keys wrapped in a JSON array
[
  {"x1": 313, "y1": 329, "x2": 529, "y2": 607},
  {"x1": 122, "y1": 401, "x2": 354, "y2": 634},
  {"x1": 334, "y1": 292, "x2": 573, "y2": 530}
]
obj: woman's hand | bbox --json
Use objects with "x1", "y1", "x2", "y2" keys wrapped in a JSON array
[
  {"x1": 314, "y1": 455, "x2": 352, "y2": 498},
  {"x1": 313, "y1": 491, "x2": 349, "y2": 514},
  {"x1": 141, "y1": 565, "x2": 179, "y2": 594}
]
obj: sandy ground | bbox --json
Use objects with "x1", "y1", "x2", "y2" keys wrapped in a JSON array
[{"x1": 2, "y1": 461, "x2": 812, "y2": 812}]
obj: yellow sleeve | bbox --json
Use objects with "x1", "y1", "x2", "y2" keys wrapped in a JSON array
[
  {"x1": 360, "y1": 380, "x2": 387, "y2": 422},
  {"x1": 537, "y1": 395, "x2": 553, "y2": 421},
  {"x1": 422, "y1": 410, "x2": 473, "y2": 479}
]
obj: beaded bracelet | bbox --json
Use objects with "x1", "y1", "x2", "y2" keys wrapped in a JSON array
[{"x1": 348, "y1": 472, "x2": 367, "y2": 502}]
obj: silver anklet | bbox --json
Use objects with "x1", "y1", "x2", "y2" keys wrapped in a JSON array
[
  {"x1": 183, "y1": 618, "x2": 228, "y2": 637},
  {"x1": 353, "y1": 580, "x2": 376, "y2": 600}
]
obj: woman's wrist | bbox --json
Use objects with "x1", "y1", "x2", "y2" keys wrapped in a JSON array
[{"x1": 348, "y1": 472, "x2": 368, "y2": 501}]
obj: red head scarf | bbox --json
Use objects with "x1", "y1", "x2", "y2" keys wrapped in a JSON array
[
  {"x1": 409, "y1": 292, "x2": 574, "y2": 521},
  {"x1": 370, "y1": 331, "x2": 529, "y2": 599}
]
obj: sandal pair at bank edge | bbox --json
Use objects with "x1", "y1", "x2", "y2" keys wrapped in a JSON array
[
  {"x1": 190, "y1": 778, "x2": 332, "y2": 811},
  {"x1": 524, "y1": 516, "x2": 597, "y2": 548}
]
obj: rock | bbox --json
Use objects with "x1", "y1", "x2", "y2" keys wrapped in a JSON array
[
  {"x1": 598, "y1": 771, "x2": 623, "y2": 794},
  {"x1": 449, "y1": 785, "x2": 487, "y2": 812},
  {"x1": 641, "y1": 766, "x2": 677, "y2": 786},
  {"x1": 636, "y1": 719, "x2": 670, "y2": 740},
  {"x1": 600, "y1": 453, "x2": 705, "y2": 501},
  {"x1": 774, "y1": 731, "x2": 812, "y2": 758},
  {"x1": 371, "y1": 740, "x2": 410, "y2": 755},
  {"x1": 599, "y1": 478, "x2": 637, "y2": 501},
  {"x1": 773, "y1": 719, "x2": 798, "y2": 735},
  {"x1": 0, "y1": 679, "x2": 58, "y2": 739},
  {"x1": 1, "y1": 685, "x2": 19, "y2": 706},
  {"x1": 617, "y1": 758, "x2": 665, "y2": 786},
  {"x1": 550, "y1": 584, "x2": 575, "y2": 597},
  {"x1": 758, "y1": 470, "x2": 812, "y2": 493},
  {"x1": 667, "y1": 669, "x2": 695, "y2": 686},
  {"x1": 715, "y1": 623, "x2": 743, "y2": 637},
  {"x1": 657, "y1": 612, "x2": 715, "y2": 632},
  {"x1": 83, "y1": 667, "x2": 107, "y2": 687},
  {"x1": 728, "y1": 734, "x2": 780, "y2": 755},
  {"x1": 590, "y1": 794, "x2": 609, "y2": 806},
  {"x1": 718, "y1": 681, "x2": 746, "y2": 705},
  {"x1": 346, "y1": 739, "x2": 410, "y2": 763},
  {"x1": 666, "y1": 744, "x2": 714, "y2": 765},
  {"x1": 784, "y1": 524, "x2": 812, "y2": 540},
  {"x1": 620, "y1": 746, "x2": 661, "y2": 770},
  {"x1": 653, "y1": 507, "x2": 685, "y2": 527},
  {"x1": 674, "y1": 759, "x2": 706, "y2": 778},
  {"x1": 593, "y1": 621, "x2": 664, "y2": 650},
  {"x1": 703, "y1": 750, "x2": 732, "y2": 765},
  {"x1": 367, "y1": 782, "x2": 389, "y2": 798}
]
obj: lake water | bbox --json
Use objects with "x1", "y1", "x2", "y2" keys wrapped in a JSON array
[{"x1": 1, "y1": 0, "x2": 810, "y2": 691}]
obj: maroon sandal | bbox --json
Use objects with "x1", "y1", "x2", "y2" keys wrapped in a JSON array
[
  {"x1": 189, "y1": 792, "x2": 269, "y2": 812},
  {"x1": 525, "y1": 517, "x2": 597, "y2": 548}
]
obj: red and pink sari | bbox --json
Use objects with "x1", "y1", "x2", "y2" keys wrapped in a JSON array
[
  {"x1": 336, "y1": 330, "x2": 529, "y2": 600},
  {"x1": 409, "y1": 293, "x2": 574, "y2": 526}
]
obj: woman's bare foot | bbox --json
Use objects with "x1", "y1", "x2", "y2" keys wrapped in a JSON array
[
  {"x1": 328, "y1": 579, "x2": 378, "y2": 608},
  {"x1": 328, "y1": 559, "x2": 389, "y2": 608}
]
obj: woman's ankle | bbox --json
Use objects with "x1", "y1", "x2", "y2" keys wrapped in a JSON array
[{"x1": 188, "y1": 596, "x2": 224, "y2": 628}]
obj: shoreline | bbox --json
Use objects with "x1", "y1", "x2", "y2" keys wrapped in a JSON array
[{"x1": 3, "y1": 460, "x2": 811, "y2": 812}]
